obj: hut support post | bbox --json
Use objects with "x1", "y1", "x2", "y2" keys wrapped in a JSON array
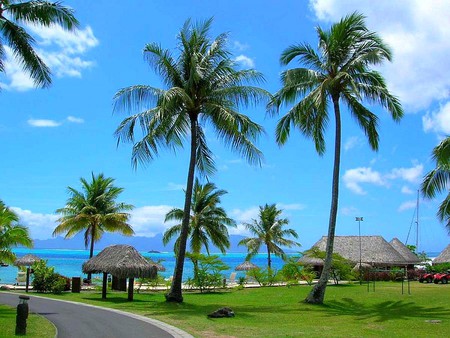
[
  {"x1": 25, "y1": 267, "x2": 30, "y2": 293},
  {"x1": 102, "y1": 272, "x2": 108, "y2": 299},
  {"x1": 128, "y1": 278, "x2": 134, "y2": 301}
]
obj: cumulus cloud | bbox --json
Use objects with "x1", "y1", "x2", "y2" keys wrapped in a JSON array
[
  {"x1": 309, "y1": 0, "x2": 450, "y2": 111},
  {"x1": 234, "y1": 54, "x2": 255, "y2": 68},
  {"x1": 344, "y1": 136, "x2": 361, "y2": 151},
  {"x1": 343, "y1": 167, "x2": 385, "y2": 195},
  {"x1": 401, "y1": 186, "x2": 414, "y2": 195},
  {"x1": 388, "y1": 164, "x2": 423, "y2": 183},
  {"x1": 423, "y1": 102, "x2": 450, "y2": 135},
  {"x1": 129, "y1": 205, "x2": 175, "y2": 237},
  {"x1": 398, "y1": 200, "x2": 417, "y2": 212},
  {"x1": 1, "y1": 24, "x2": 98, "y2": 91},
  {"x1": 11, "y1": 207, "x2": 58, "y2": 240},
  {"x1": 67, "y1": 116, "x2": 84, "y2": 124},
  {"x1": 27, "y1": 116, "x2": 84, "y2": 127},
  {"x1": 232, "y1": 40, "x2": 249, "y2": 52},
  {"x1": 230, "y1": 207, "x2": 260, "y2": 223}
]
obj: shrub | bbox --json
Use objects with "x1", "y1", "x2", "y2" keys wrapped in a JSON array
[
  {"x1": 32, "y1": 260, "x2": 69, "y2": 293},
  {"x1": 186, "y1": 253, "x2": 229, "y2": 292}
]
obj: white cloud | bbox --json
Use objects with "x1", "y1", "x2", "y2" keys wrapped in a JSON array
[
  {"x1": 401, "y1": 186, "x2": 414, "y2": 195},
  {"x1": 388, "y1": 164, "x2": 423, "y2": 183},
  {"x1": 11, "y1": 207, "x2": 58, "y2": 240},
  {"x1": 230, "y1": 207, "x2": 259, "y2": 223},
  {"x1": 234, "y1": 54, "x2": 255, "y2": 68},
  {"x1": 398, "y1": 200, "x2": 417, "y2": 212},
  {"x1": 309, "y1": 0, "x2": 450, "y2": 111},
  {"x1": 423, "y1": 102, "x2": 450, "y2": 135},
  {"x1": 1, "y1": 25, "x2": 98, "y2": 91},
  {"x1": 343, "y1": 167, "x2": 385, "y2": 195},
  {"x1": 27, "y1": 119, "x2": 62, "y2": 127},
  {"x1": 67, "y1": 116, "x2": 84, "y2": 124},
  {"x1": 277, "y1": 203, "x2": 306, "y2": 211},
  {"x1": 129, "y1": 205, "x2": 175, "y2": 237},
  {"x1": 232, "y1": 40, "x2": 249, "y2": 52},
  {"x1": 344, "y1": 136, "x2": 361, "y2": 151}
]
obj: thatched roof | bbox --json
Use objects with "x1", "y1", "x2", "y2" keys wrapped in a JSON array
[
  {"x1": 299, "y1": 236, "x2": 411, "y2": 267},
  {"x1": 147, "y1": 258, "x2": 166, "y2": 272},
  {"x1": 14, "y1": 254, "x2": 41, "y2": 266},
  {"x1": 389, "y1": 238, "x2": 422, "y2": 264},
  {"x1": 82, "y1": 245, "x2": 157, "y2": 279},
  {"x1": 235, "y1": 261, "x2": 258, "y2": 271},
  {"x1": 433, "y1": 244, "x2": 450, "y2": 265}
]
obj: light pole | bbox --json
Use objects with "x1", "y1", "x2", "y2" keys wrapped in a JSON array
[{"x1": 356, "y1": 217, "x2": 363, "y2": 284}]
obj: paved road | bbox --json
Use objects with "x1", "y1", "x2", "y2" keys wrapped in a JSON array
[{"x1": 0, "y1": 292, "x2": 193, "y2": 338}]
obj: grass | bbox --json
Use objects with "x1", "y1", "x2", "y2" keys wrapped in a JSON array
[
  {"x1": 6, "y1": 282, "x2": 450, "y2": 338},
  {"x1": 0, "y1": 304, "x2": 56, "y2": 338}
]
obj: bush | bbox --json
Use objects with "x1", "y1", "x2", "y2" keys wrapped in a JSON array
[
  {"x1": 32, "y1": 260, "x2": 69, "y2": 293},
  {"x1": 186, "y1": 253, "x2": 229, "y2": 292},
  {"x1": 246, "y1": 267, "x2": 280, "y2": 286}
]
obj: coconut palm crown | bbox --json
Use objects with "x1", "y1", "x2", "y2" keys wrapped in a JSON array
[
  {"x1": 239, "y1": 203, "x2": 300, "y2": 269},
  {"x1": 0, "y1": 199, "x2": 33, "y2": 264},
  {"x1": 421, "y1": 136, "x2": 450, "y2": 231},
  {"x1": 0, "y1": 0, "x2": 78, "y2": 88},
  {"x1": 114, "y1": 18, "x2": 268, "y2": 303},
  {"x1": 268, "y1": 12, "x2": 403, "y2": 304}
]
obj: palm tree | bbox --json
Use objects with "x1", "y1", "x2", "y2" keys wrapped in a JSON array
[
  {"x1": 0, "y1": 199, "x2": 33, "y2": 264},
  {"x1": 163, "y1": 179, "x2": 235, "y2": 278},
  {"x1": 114, "y1": 18, "x2": 268, "y2": 303},
  {"x1": 53, "y1": 173, "x2": 134, "y2": 279},
  {"x1": 268, "y1": 12, "x2": 403, "y2": 304},
  {"x1": 238, "y1": 203, "x2": 300, "y2": 269},
  {"x1": 0, "y1": 0, "x2": 78, "y2": 88},
  {"x1": 421, "y1": 136, "x2": 450, "y2": 231}
]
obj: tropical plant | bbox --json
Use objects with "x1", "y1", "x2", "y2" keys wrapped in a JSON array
[
  {"x1": 114, "y1": 18, "x2": 268, "y2": 303},
  {"x1": 53, "y1": 173, "x2": 134, "y2": 278},
  {"x1": 239, "y1": 203, "x2": 300, "y2": 268},
  {"x1": 268, "y1": 12, "x2": 403, "y2": 304},
  {"x1": 0, "y1": 0, "x2": 78, "y2": 88},
  {"x1": 421, "y1": 136, "x2": 450, "y2": 232},
  {"x1": 185, "y1": 253, "x2": 229, "y2": 293},
  {"x1": 0, "y1": 199, "x2": 33, "y2": 264},
  {"x1": 163, "y1": 179, "x2": 235, "y2": 278}
]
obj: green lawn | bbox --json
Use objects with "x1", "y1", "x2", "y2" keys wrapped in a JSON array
[
  {"x1": 6, "y1": 282, "x2": 450, "y2": 338},
  {"x1": 0, "y1": 304, "x2": 56, "y2": 338}
]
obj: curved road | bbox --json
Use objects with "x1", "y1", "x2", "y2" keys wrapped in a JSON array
[{"x1": 0, "y1": 292, "x2": 193, "y2": 338}]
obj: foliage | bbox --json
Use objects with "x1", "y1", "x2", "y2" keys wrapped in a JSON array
[
  {"x1": 54, "y1": 173, "x2": 134, "y2": 260},
  {"x1": 136, "y1": 275, "x2": 166, "y2": 293},
  {"x1": 421, "y1": 136, "x2": 450, "y2": 231},
  {"x1": 303, "y1": 247, "x2": 355, "y2": 284},
  {"x1": 431, "y1": 263, "x2": 450, "y2": 273},
  {"x1": 0, "y1": 200, "x2": 33, "y2": 264},
  {"x1": 32, "y1": 260, "x2": 69, "y2": 293},
  {"x1": 246, "y1": 267, "x2": 280, "y2": 286},
  {"x1": 279, "y1": 256, "x2": 303, "y2": 285},
  {"x1": 186, "y1": 253, "x2": 229, "y2": 292},
  {"x1": 299, "y1": 267, "x2": 316, "y2": 286},
  {"x1": 163, "y1": 179, "x2": 236, "y2": 259},
  {"x1": 114, "y1": 18, "x2": 268, "y2": 303},
  {"x1": 239, "y1": 203, "x2": 300, "y2": 268},
  {"x1": 0, "y1": 0, "x2": 78, "y2": 88},
  {"x1": 269, "y1": 12, "x2": 403, "y2": 304}
]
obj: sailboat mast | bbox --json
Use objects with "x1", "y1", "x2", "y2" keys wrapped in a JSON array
[{"x1": 416, "y1": 190, "x2": 419, "y2": 250}]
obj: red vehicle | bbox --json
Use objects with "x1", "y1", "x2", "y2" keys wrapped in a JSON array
[
  {"x1": 419, "y1": 272, "x2": 435, "y2": 283},
  {"x1": 433, "y1": 272, "x2": 450, "y2": 284}
]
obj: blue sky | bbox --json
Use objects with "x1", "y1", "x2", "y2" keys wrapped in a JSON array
[{"x1": 1, "y1": 0, "x2": 449, "y2": 253}]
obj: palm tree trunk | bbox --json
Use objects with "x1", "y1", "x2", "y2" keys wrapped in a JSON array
[
  {"x1": 166, "y1": 117, "x2": 197, "y2": 303},
  {"x1": 305, "y1": 95, "x2": 341, "y2": 304},
  {"x1": 87, "y1": 229, "x2": 95, "y2": 281},
  {"x1": 267, "y1": 245, "x2": 272, "y2": 269}
]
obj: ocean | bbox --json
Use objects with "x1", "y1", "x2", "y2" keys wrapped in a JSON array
[{"x1": 0, "y1": 248, "x2": 290, "y2": 285}]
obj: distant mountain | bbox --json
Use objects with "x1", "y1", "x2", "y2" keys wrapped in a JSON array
[{"x1": 33, "y1": 233, "x2": 249, "y2": 253}]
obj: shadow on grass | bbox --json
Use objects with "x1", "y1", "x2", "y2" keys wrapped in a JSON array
[{"x1": 319, "y1": 298, "x2": 450, "y2": 322}]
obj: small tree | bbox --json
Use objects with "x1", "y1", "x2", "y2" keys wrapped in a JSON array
[{"x1": 186, "y1": 253, "x2": 229, "y2": 293}]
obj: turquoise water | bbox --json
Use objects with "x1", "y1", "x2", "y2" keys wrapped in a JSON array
[{"x1": 0, "y1": 248, "x2": 290, "y2": 285}]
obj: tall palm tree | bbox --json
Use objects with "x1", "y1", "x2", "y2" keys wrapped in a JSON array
[
  {"x1": 238, "y1": 203, "x2": 300, "y2": 269},
  {"x1": 0, "y1": 199, "x2": 33, "y2": 264},
  {"x1": 421, "y1": 136, "x2": 450, "y2": 231},
  {"x1": 53, "y1": 173, "x2": 134, "y2": 279},
  {"x1": 268, "y1": 12, "x2": 403, "y2": 304},
  {"x1": 163, "y1": 179, "x2": 235, "y2": 278},
  {"x1": 114, "y1": 18, "x2": 268, "y2": 303},
  {"x1": 0, "y1": 0, "x2": 78, "y2": 88}
]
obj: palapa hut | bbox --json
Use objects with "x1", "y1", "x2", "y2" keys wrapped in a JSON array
[
  {"x1": 235, "y1": 261, "x2": 258, "y2": 271},
  {"x1": 299, "y1": 236, "x2": 416, "y2": 274},
  {"x1": 433, "y1": 244, "x2": 450, "y2": 265},
  {"x1": 389, "y1": 238, "x2": 422, "y2": 267},
  {"x1": 82, "y1": 245, "x2": 157, "y2": 301},
  {"x1": 14, "y1": 254, "x2": 41, "y2": 293}
]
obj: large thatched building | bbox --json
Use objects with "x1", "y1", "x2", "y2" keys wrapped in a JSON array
[
  {"x1": 299, "y1": 236, "x2": 421, "y2": 272},
  {"x1": 433, "y1": 244, "x2": 450, "y2": 265}
]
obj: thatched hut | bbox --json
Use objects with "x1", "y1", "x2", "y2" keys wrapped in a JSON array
[
  {"x1": 14, "y1": 254, "x2": 41, "y2": 293},
  {"x1": 299, "y1": 236, "x2": 414, "y2": 274},
  {"x1": 389, "y1": 238, "x2": 422, "y2": 267},
  {"x1": 433, "y1": 244, "x2": 450, "y2": 265},
  {"x1": 235, "y1": 261, "x2": 258, "y2": 271},
  {"x1": 82, "y1": 245, "x2": 157, "y2": 300}
]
